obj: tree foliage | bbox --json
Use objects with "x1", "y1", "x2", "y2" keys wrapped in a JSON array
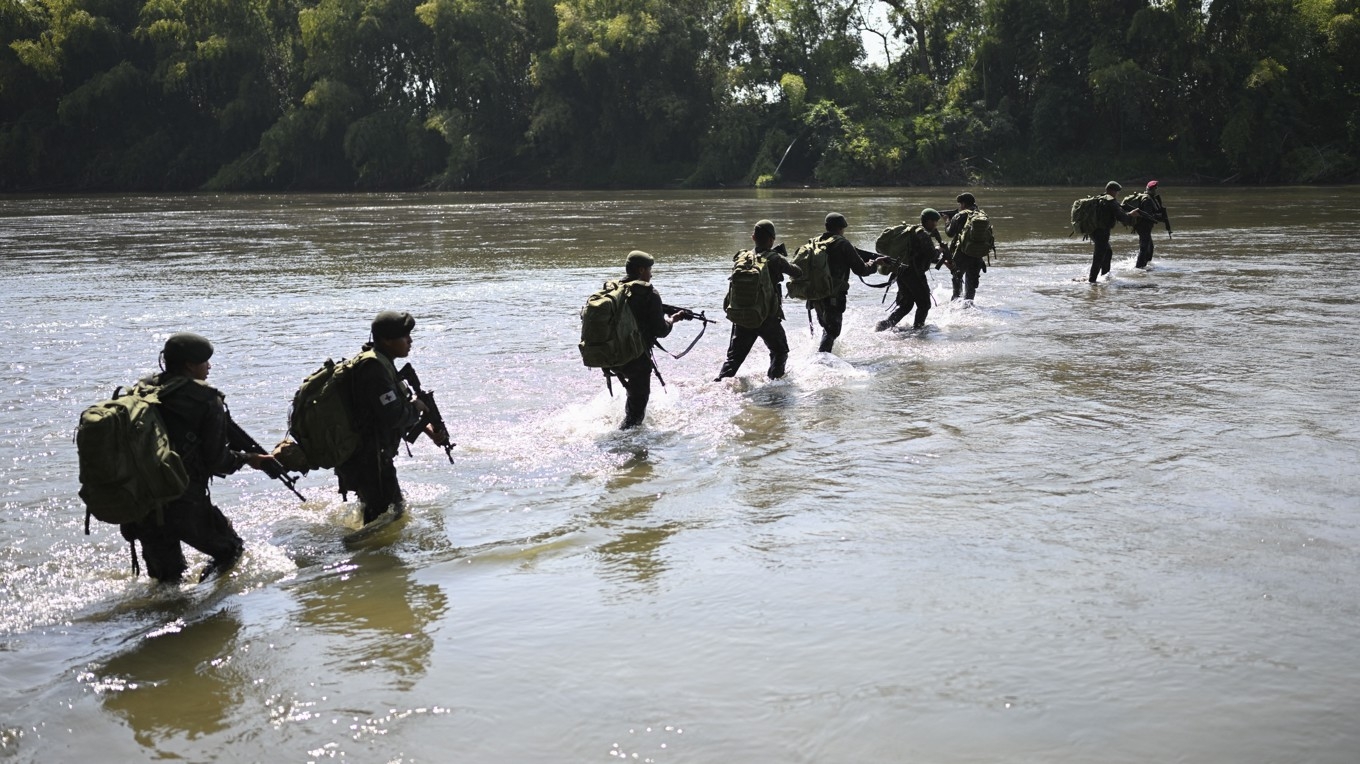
[{"x1": 3, "y1": 0, "x2": 1359, "y2": 190}]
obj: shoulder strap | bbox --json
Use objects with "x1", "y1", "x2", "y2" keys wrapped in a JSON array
[{"x1": 351, "y1": 347, "x2": 398, "y2": 382}]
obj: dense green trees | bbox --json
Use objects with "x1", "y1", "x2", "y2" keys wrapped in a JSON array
[{"x1": 3, "y1": 0, "x2": 1358, "y2": 190}]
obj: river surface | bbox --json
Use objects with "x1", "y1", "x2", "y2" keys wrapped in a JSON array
[{"x1": 1, "y1": 187, "x2": 1358, "y2": 763}]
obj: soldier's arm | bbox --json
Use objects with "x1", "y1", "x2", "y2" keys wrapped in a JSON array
[
  {"x1": 945, "y1": 212, "x2": 966, "y2": 239},
  {"x1": 205, "y1": 396, "x2": 250, "y2": 478},
  {"x1": 633, "y1": 284, "x2": 675, "y2": 340},
  {"x1": 1111, "y1": 200, "x2": 1136, "y2": 225},
  {"x1": 773, "y1": 254, "x2": 803, "y2": 280},
  {"x1": 843, "y1": 240, "x2": 876, "y2": 276}
]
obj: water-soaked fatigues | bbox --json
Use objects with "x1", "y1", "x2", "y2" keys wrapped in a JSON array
[
  {"x1": 716, "y1": 246, "x2": 803, "y2": 380},
  {"x1": 1089, "y1": 194, "x2": 1136, "y2": 283},
  {"x1": 945, "y1": 208, "x2": 987, "y2": 301},
  {"x1": 119, "y1": 372, "x2": 250, "y2": 583},
  {"x1": 607, "y1": 277, "x2": 674, "y2": 429},
  {"x1": 809, "y1": 233, "x2": 876, "y2": 352},
  {"x1": 878, "y1": 226, "x2": 942, "y2": 330},
  {"x1": 335, "y1": 346, "x2": 419, "y2": 522},
  {"x1": 1125, "y1": 193, "x2": 1171, "y2": 268}
]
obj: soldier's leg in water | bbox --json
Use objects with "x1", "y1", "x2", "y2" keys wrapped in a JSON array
[
  {"x1": 715, "y1": 324, "x2": 760, "y2": 380},
  {"x1": 1089, "y1": 230, "x2": 1110, "y2": 282},
  {"x1": 173, "y1": 489, "x2": 244, "y2": 581},
  {"x1": 951, "y1": 268, "x2": 964, "y2": 300},
  {"x1": 1137, "y1": 229, "x2": 1154, "y2": 268},
  {"x1": 125, "y1": 512, "x2": 189, "y2": 583},
  {"x1": 338, "y1": 442, "x2": 397, "y2": 523},
  {"x1": 910, "y1": 274, "x2": 931, "y2": 328},
  {"x1": 760, "y1": 317, "x2": 791, "y2": 378},
  {"x1": 878, "y1": 290, "x2": 912, "y2": 331},
  {"x1": 816, "y1": 295, "x2": 845, "y2": 352},
  {"x1": 965, "y1": 264, "x2": 981, "y2": 301},
  {"x1": 617, "y1": 354, "x2": 653, "y2": 429}
]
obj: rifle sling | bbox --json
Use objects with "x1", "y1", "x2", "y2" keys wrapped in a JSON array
[{"x1": 654, "y1": 318, "x2": 707, "y2": 361}]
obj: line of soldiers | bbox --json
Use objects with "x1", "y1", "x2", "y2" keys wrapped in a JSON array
[
  {"x1": 119, "y1": 312, "x2": 447, "y2": 584},
  {"x1": 606, "y1": 192, "x2": 996, "y2": 430},
  {"x1": 605, "y1": 183, "x2": 1172, "y2": 430},
  {"x1": 119, "y1": 185, "x2": 1173, "y2": 581}
]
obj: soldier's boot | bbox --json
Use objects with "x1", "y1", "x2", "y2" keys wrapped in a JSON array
[{"x1": 768, "y1": 353, "x2": 788, "y2": 379}]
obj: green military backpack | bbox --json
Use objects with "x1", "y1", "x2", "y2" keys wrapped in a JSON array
[
  {"x1": 956, "y1": 209, "x2": 995, "y2": 259},
  {"x1": 1122, "y1": 191, "x2": 1151, "y2": 212},
  {"x1": 877, "y1": 223, "x2": 935, "y2": 272},
  {"x1": 786, "y1": 236, "x2": 835, "y2": 301},
  {"x1": 1070, "y1": 195, "x2": 1107, "y2": 238},
  {"x1": 875, "y1": 223, "x2": 913, "y2": 262},
  {"x1": 579, "y1": 280, "x2": 646, "y2": 369},
  {"x1": 76, "y1": 376, "x2": 190, "y2": 532},
  {"x1": 723, "y1": 249, "x2": 774, "y2": 329},
  {"x1": 287, "y1": 353, "x2": 368, "y2": 469}
]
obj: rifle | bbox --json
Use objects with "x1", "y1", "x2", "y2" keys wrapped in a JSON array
[
  {"x1": 223, "y1": 417, "x2": 307, "y2": 502},
  {"x1": 396, "y1": 364, "x2": 456, "y2": 464},
  {"x1": 658, "y1": 305, "x2": 717, "y2": 360},
  {"x1": 857, "y1": 253, "x2": 898, "y2": 294},
  {"x1": 663, "y1": 305, "x2": 719, "y2": 325}
]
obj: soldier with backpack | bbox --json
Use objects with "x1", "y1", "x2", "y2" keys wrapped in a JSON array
[
  {"x1": 941, "y1": 192, "x2": 993, "y2": 302},
  {"x1": 714, "y1": 220, "x2": 803, "y2": 381},
  {"x1": 581, "y1": 251, "x2": 691, "y2": 430},
  {"x1": 795, "y1": 212, "x2": 877, "y2": 354},
  {"x1": 113, "y1": 333, "x2": 276, "y2": 583},
  {"x1": 334, "y1": 311, "x2": 450, "y2": 525},
  {"x1": 1123, "y1": 180, "x2": 1172, "y2": 269},
  {"x1": 873, "y1": 209, "x2": 946, "y2": 331},
  {"x1": 1074, "y1": 181, "x2": 1140, "y2": 283}
]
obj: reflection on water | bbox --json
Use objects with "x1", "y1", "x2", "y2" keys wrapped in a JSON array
[
  {"x1": 290, "y1": 553, "x2": 447, "y2": 689},
  {"x1": 588, "y1": 454, "x2": 673, "y2": 587},
  {"x1": 95, "y1": 609, "x2": 242, "y2": 749}
]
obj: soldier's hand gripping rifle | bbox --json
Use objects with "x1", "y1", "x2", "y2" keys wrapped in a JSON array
[
  {"x1": 223, "y1": 417, "x2": 307, "y2": 501},
  {"x1": 397, "y1": 364, "x2": 456, "y2": 464},
  {"x1": 662, "y1": 305, "x2": 720, "y2": 325}
]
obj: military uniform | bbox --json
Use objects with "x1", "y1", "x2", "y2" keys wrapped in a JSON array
[
  {"x1": 1124, "y1": 182, "x2": 1171, "y2": 268},
  {"x1": 607, "y1": 275, "x2": 674, "y2": 429},
  {"x1": 335, "y1": 342, "x2": 419, "y2": 523},
  {"x1": 945, "y1": 205, "x2": 986, "y2": 301},
  {"x1": 1089, "y1": 185, "x2": 1136, "y2": 283},
  {"x1": 120, "y1": 335, "x2": 250, "y2": 583},
  {"x1": 810, "y1": 216, "x2": 876, "y2": 353},
  {"x1": 716, "y1": 222, "x2": 804, "y2": 381},
  {"x1": 877, "y1": 216, "x2": 943, "y2": 331}
]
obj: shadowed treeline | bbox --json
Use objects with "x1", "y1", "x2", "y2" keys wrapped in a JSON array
[{"x1": 3, "y1": 0, "x2": 1358, "y2": 192}]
